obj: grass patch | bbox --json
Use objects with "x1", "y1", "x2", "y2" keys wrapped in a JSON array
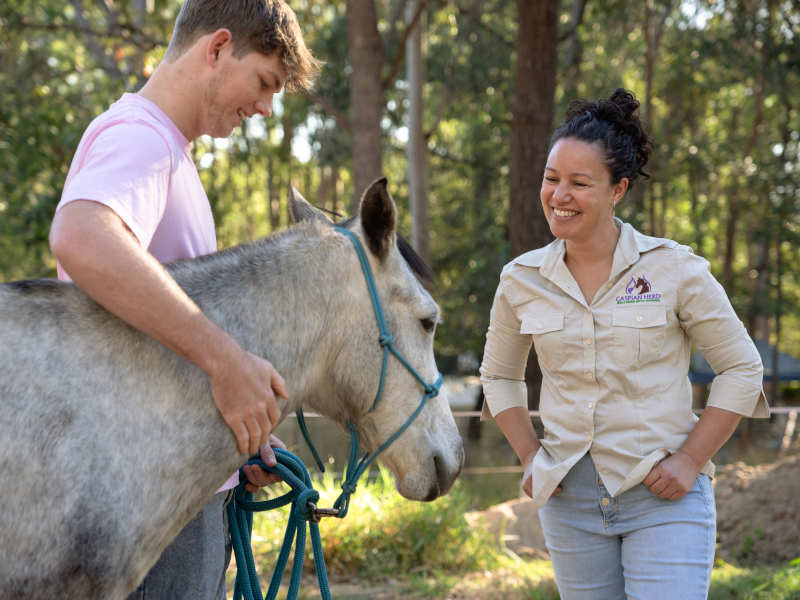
[
  {"x1": 709, "y1": 558, "x2": 800, "y2": 599},
  {"x1": 230, "y1": 467, "x2": 800, "y2": 599},
  {"x1": 246, "y1": 465, "x2": 500, "y2": 580}
]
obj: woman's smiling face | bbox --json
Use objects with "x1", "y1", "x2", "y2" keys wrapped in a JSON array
[{"x1": 540, "y1": 137, "x2": 628, "y2": 245}]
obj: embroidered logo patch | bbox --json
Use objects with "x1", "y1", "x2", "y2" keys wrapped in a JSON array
[{"x1": 616, "y1": 275, "x2": 662, "y2": 304}]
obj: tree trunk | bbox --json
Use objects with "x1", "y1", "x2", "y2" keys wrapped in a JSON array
[
  {"x1": 509, "y1": 0, "x2": 557, "y2": 259},
  {"x1": 509, "y1": 0, "x2": 558, "y2": 406},
  {"x1": 723, "y1": 82, "x2": 764, "y2": 283},
  {"x1": 639, "y1": 0, "x2": 671, "y2": 235},
  {"x1": 406, "y1": 0, "x2": 429, "y2": 263},
  {"x1": 267, "y1": 152, "x2": 279, "y2": 231},
  {"x1": 562, "y1": 0, "x2": 587, "y2": 102},
  {"x1": 347, "y1": 0, "x2": 384, "y2": 211}
]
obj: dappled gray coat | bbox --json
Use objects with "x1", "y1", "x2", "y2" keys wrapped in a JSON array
[{"x1": 0, "y1": 180, "x2": 463, "y2": 600}]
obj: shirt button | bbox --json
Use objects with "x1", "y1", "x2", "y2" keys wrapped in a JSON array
[
  {"x1": 584, "y1": 371, "x2": 593, "y2": 381},
  {"x1": 587, "y1": 402, "x2": 594, "y2": 408},
  {"x1": 585, "y1": 337, "x2": 593, "y2": 345},
  {"x1": 601, "y1": 498, "x2": 611, "y2": 506},
  {"x1": 636, "y1": 315, "x2": 643, "y2": 322}
]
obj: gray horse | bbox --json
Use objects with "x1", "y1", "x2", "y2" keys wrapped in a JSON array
[{"x1": 0, "y1": 178, "x2": 464, "y2": 600}]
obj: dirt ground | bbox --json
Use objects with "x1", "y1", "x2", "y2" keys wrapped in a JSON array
[
  {"x1": 466, "y1": 451, "x2": 800, "y2": 566},
  {"x1": 714, "y1": 451, "x2": 800, "y2": 564}
]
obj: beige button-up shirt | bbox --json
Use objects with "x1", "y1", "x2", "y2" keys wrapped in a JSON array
[{"x1": 480, "y1": 220, "x2": 769, "y2": 509}]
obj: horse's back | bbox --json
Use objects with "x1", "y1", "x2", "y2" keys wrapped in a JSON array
[{"x1": 0, "y1": 278, "x2": 187, "y2": 600}]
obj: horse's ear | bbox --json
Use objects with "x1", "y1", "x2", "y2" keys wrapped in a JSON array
[
  {"x1": 359, "y1": 177, "x2": 396, "y2": 261},
  {"x1": 288, "y1": 185, "x2": 332, "y2": 224}
]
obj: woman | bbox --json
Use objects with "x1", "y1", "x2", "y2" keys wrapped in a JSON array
[{"x1": 479, "y1": 88, "x2": 768, "y2": 599}]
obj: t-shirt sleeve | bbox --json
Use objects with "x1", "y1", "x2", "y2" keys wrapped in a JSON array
[{"x1": 58, "y1": 121, "x2": 172, "y2": 248}]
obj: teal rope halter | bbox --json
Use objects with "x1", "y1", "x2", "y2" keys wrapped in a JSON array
[{"x1": 228, "y1": 226, "x2": 443, "y2": 600}]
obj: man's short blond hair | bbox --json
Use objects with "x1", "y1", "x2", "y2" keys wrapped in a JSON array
[{"x1": 167, "y1": 0, "x2": 320, "y2": 92}]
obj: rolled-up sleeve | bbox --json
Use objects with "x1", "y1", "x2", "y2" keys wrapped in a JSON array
[
  {"x1": 479, "y1": 276, "x2": 533, "y2": 419},
  {"x1": 678, "y1": 252, "x2": 769, "y2": 418}
]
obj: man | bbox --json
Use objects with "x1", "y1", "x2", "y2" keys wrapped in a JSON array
[{"x1": 49, "y1": 1, "x2": 319, "y2": 598}]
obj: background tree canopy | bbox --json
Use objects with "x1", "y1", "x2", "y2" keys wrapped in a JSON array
[{"x1": 1, "y1": 0, "x2": 798, "y2": 377}]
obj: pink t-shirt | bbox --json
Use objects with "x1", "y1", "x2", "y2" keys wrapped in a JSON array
[
  {"x1": 57, "y1": 93, "x2": 217, "y2": 269},
  {"x1": 57, "y1": 93, "x2": 240, "y2": 492}
]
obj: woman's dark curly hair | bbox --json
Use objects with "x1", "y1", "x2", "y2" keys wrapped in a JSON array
[{"x1": 550, "y1": 88, "x2": 653, "y2": 189}]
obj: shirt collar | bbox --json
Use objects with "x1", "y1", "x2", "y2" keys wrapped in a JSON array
[{"x1": 512, "y1": 218, "x2": 674, "y2": 279}]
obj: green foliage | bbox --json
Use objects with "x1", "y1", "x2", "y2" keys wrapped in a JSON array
[
  {"x1": 737, "y1": 527, "x2": 767, "y2": 563},
  {"x1": 2, "y1": 0, "x2": 799, "y2": 363},
  {"x1": 709, "y1": 558, "x2": 800, "y2": 600},
  {"x1": 248, "y1": 465, "x2": 499, "y2": 579}
]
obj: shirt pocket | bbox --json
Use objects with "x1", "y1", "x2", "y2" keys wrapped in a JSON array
[
  {"x1": 612, "y1": 305, "x2": 667, "y2": 366},
  {"x1": 520, "y1": 308, "x2": 566, "y2": 371}
]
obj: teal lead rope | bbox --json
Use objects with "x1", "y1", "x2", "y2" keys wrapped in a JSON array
[
  {"x1": 228, "y1": 448, "x2": 331, "y2": 600},
  {"x1": 229, "y1": 226, "x2": 443, "y2": 599}
]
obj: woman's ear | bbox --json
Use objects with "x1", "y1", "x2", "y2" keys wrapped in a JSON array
[{"x1": 613, "y1": 177, "x2": 629, "y2": 206}]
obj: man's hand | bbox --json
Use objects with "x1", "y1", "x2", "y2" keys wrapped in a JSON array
[
  {"x1": 50, "y1": 201, "x2": 289, "y2": 456},
  {"x1": 241, "y1": 435, "x2": 287, "y2": 493},
  {"x1": 209, "y1": 348, "x2": 287, "y2": 456},
  {"x1": 643, "y1": 450, "x2": 700, "y2": 501}
]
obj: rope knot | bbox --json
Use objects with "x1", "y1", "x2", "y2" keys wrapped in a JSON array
[
  {"x1": 424, "y1": 383, "x2": 440, "y2": 398},
  {"x1": 340, "y1": 481, "x2": 358, "y2": 495},
  {"x1": 378, "y1": 333, "x2": 394, "y2": 347},
  {"x1": 297, "y1": 489, "x2": 320, "y2": 521}
]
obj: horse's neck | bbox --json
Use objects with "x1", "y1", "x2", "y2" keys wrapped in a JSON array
[
  {"x1": 170, "y1": 224, "x2": 352, "y2": 414},
  {"x1": 130, "y1": 227, "x2": 351, "y2": 549}
]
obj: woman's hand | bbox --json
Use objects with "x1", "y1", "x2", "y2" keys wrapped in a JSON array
[
  {"x1": 643, "y1": 450, "x2": 700, "y2": 501},
  {"x1": 521, "y1": 449, "x2": 562, "y2": 498}
]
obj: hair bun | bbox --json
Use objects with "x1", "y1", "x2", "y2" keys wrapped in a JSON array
[
  {"x1": 551, "y1": 87, "x2": 653, "y2": 188},
  {"x1": 608, "y1": 88, "x2": 640, "y2": 120}
]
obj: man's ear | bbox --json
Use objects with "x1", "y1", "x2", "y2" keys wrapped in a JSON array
[
  {"x1": 205, "y1": 28, "x2": 233, "y2": 65},
  {"x1": 359, "y1": 177, "x2": 396, "y2": 261},
  {"x1": 288, "y1": 185, "x2": 332, "y2": 225}
]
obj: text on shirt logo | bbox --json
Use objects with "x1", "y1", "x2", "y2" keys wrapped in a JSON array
[{"x1": 616, "y1": 275, "x2": 662, "y2": 304}]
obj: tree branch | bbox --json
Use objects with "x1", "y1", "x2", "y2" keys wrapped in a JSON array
[
  {"x1": 454, "y1": 3, "x2": 515, "y2": 50},
  {"x1": 69, "y1": 0, "x2": 125, "y2": 80},
  {"x1": 304, "y1": 91, "x2": 353, "y2": 134},
  {"x1": 15, "y1": 17, "x2": 162, "y2": 53},
  {"x1": 558, "y1": 0, "x2": 587, "y2": 43},
  {"x1": 381, "y1": 0, "x2": 431, "y2": 91},
  {"x1": 384, "y1": 0, "x2": 409, "y2": 55}
]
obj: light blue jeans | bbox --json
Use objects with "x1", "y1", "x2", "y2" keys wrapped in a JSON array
[{"x1": 538, "y1": 453, "x2": 715, "y2": 600}]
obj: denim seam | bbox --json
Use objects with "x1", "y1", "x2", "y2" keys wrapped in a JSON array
[{"x1": 698, "y1": 474, "x2": 716, "y2": 593}]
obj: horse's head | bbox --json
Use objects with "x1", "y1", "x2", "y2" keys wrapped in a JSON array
[{"x1": 289, "y1": 178, "x2": 464, "y2": 501}]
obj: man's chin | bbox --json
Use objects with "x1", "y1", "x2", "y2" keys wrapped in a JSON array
[{"x1": 207, "y1": 122, "x2": 238, "y2": 139}]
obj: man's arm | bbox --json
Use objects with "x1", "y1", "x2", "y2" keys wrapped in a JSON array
[{"x1": 50, "y1": 200, "x2": 285, "y2": 456}]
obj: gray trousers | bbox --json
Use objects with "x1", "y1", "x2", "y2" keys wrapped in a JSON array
[{"x1": 127, "y1": 491, "x2": 233, "y2": 600}]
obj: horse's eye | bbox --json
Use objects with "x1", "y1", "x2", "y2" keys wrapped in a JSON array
[{"x1": 420, "y1": 317, "x2": 436, "y2": 333}]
